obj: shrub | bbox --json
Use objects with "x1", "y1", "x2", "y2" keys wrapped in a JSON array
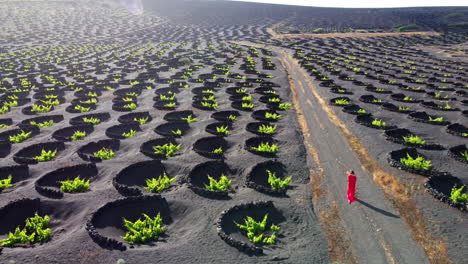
[
  {"x1": 268, "y1": 97, "x2": 280, "y2": 103},
  {"x1": 123, "y1": 103, "x2": 137, "y2": 110},
  {"x1": 216, "y1": 125, "x2": 230, "y2": 136},
  {"x1": 9, "y1": 130, "x2": 32, "y2": 143},
  {"x1": 242, "y1": 103, "x2": 254, "y2": 109},
  {"x1": 267, "y1": 170, "x2": 291, "y2": 190},
  {"x1": 202, "y1": 95, "x2": 216, "y2": 102},
  {"x1": 440, "y1": 104, "x2": 453, "y2": 110},
  {"x1": 357, "y1": 109, "x2": 367, "y2": 114},
  {"x1": 60, "y1": 176, "x2": 90, "y2": 193},
  {"x1": 204, "y1": 175, "x2": 231, "y2": 191},
  {"x1": 171, "y1": 129, "x2": 182, "y2": 136},
  {"x1": 429, "y1": 116, "x2": 444, "y2": 122},
  {"x1": 181, "y1": 115, "x2": 197, "y2": 123},
  {"x1": 122, "y1": 129, "x2": 136, "y2": 138},
  {"x1": 33, "y1": 149, "x2": 57, "y2": 162},
  {"x1": 31, "y1": 104, "x2": 52, "y2": 113},
  {"x1": 134, "y1": 117, "x2": 149, "y2": 124},
  {"x1": 235, "y1": 214, "x2": 280, "y2": 245},
  {"x1": 265, "y1": 112, "x2": 281, "y2": 120},
  {"x1": 121, "y1": 213, "x2": 165, "y2": 244},
  {"x1": 144, "y1": 172, "x2": 175, "y2": 193},
  {"x1": 93, "y1": 148, "x2": 115, "y2": 160},
  {"x1": 257, "y1": 124, "x2": 277, "y2": 134},
  {"x1": 278, "y1": 103, "x2": 291, "y2": 110},
  {"x1": 71, "y1": 130, "x2": 87, "y2": 141},
  {"x1": 202, "y1": 89, "x2": 214, "y2": 94},
  {"x1": 153, "y1": 143, "x2": 180, "y2": 157},
  {"x1": 399, "y1": 106, "x2": 410, "y2": 111},
  {"x1": 0, "y1": 213, "x2": 51, "y2": 247},
  {"x1": 0, "y1": 124, "x2": 11, "y2": 129},
  {"x1": 371, "y1": 119, "x2": 386, "y2": 127},
  {"x1": 460, "y1": 151, "x2": 468, "y2": 161},
  {"x1": 30, "y1": 120, "x2": 54, "y2": 128},
  {"x1": 4, "y1": 100, "x2": 18, "y2": 108},
  {"x1": 434, "y1": 93, "x2": 448, "y2": 99},
  {"x1": 334, "y1": 99, "x2": 349, "y2": 105},
  {"x1": 450, "y1": 185, "x2": 468, "y2": 203},
  {"x1": 403, "y1": 135, "x2": 425, "y2": 145},
  {"x1": 83, "y1": 117, "x2": 101, "y2": 124},
  {"x1": 251, "y1": 142, "x2": 278, "y2": 153},
  {"x1": 201, "y1": 101, "x2": 218, "y2": 109},
  {"x1": 122, "y1": 97, "x2": 134, "y2": 102},
  {"x1": 372, "y1": 99, "x2": 382, "y2": 103},
  {"x1": 0, "y1": 105, "x2": 10, "y2": 114},
  {"x1": 80, "y1": 98, "x2": 97, "y2": 104},
  {"x1": 400, "y1": 153, "x2": 432, "y2": 170},
  {"x1": 212, "y1": 147, "x2": 223, "y2": 154},
  {"x1": 403, "y1": 96, "x2": 413, "y2": 101},
  {"x1": 242, "y1": 96, "x2": 252, "y2": 102},
  {"x1": 164, "y1": 102, "x2": 176, "y2": 107},
  {"x1": 160, "y1": 94, "x2": 176, "y2": 101},
  {"x1": 228, "y1": 115, "x2": 237, "y2": 121},
  {"x1": 40, "y1": 99, "x2": 60, "y2": 106},
  {"x1": 0, "y1": 175, "x2": 13, "y2": 191},
  {"x1": 74, "y1": 105, "x2": 90, "y2": 113}
]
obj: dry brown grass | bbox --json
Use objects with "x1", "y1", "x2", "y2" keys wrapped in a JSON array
[
  {"x1": 309, "y1": 169, "x2": 324, "y2": 201},
  {"x1": 320, "y1": 202, "x2": 358, "y2": 264}
]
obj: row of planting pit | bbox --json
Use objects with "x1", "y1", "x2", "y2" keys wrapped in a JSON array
[
  {"x1": 0, "y1": 108, "x2": 287, "y2": 160},
  {"x1": 1, "y1": 160, "x2": 293, "y2": 253},
  {"x1": 0, "y1": 197, "x2": 288, "y2": 253},
  {"x1": 1, "y1": 159, "x2": 290, "y2": 199}
]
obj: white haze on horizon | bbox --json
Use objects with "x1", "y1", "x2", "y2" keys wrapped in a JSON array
[
  {"x1": 231, "y1": 0, "x2": 468, "y2": 8},
  {"x1": 91, "y1": 0, "x2": 143, "y2": 14}
]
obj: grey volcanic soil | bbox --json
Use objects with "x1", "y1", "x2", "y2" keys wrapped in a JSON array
[{"x1": 2, "y1": 1, "x2": 468, "y2": 264}]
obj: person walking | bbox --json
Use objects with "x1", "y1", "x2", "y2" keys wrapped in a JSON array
[{"x1": 347, "y1": 170, "x2": 357, "y2": 204}]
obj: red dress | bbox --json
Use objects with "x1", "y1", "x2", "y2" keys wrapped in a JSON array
[{"x1": 347, "y1": 174, "x2": 357, "y2": 203}]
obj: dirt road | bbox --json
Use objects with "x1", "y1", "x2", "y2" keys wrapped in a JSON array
[{"x1": 277, "y1": 50, "x2": 431, "y2": 264}]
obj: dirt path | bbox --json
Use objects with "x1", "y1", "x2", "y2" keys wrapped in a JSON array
[
  {"x1": 233, "y1": 41, "x2": 438, "y2": 263},
  {"x1": 277, "y1": 50, "x2": 432, "y2": 264}
]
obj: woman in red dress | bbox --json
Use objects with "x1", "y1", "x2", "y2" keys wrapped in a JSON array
[{"x1": 347, "y1": 170, "x2": 357, "y2": 204}]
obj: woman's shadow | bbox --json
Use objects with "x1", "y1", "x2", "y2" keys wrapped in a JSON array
[{"x1": 356, "y1": 198, "x2": 400, "y2": 218}]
